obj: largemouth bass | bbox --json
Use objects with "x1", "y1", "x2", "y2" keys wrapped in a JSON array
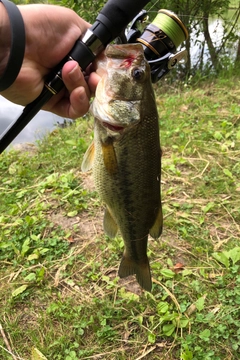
[{"x1": 82, "y1": 43, "x2": 162, "y2": 292}]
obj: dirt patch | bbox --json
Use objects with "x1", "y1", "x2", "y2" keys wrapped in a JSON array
[
  {"x1": 48, "y1": 172, "x2": 103, "y2": 239},
  {"x1": 11, "y1": 143, "x2": 38, "y2": 154},
  {"x1": 50, "y1": 208, "x2": 104, "y2": 239},
  {"x1": 81, "y1": 172, "x2": 96, "y2": 192}
]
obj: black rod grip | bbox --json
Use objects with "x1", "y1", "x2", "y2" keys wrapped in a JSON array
[{"x1": 96, "y1": 0, "x2": 150, "y2": 42}]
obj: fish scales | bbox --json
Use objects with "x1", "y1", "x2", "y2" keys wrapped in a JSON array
[{"x1": 82, "y1": 44, "x2": 163, "y2": 292}]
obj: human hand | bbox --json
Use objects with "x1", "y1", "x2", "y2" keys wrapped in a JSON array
[{"x1": 0, "y1": 4, "x2": 100, "y2": 118}]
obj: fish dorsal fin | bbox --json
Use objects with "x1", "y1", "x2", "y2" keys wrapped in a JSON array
[
  {"x1": 149, "y1": 206, "x2": 163, "y2": 239},
  {"x1": 81, "y1": 141, "x2": 95, "y2": 172},
  {"x1": 101, "y1": 142, "x2": 118, "y2": 175},
  {"x1": 103, "y1": 206, "x2": 118, "y2": 238}
]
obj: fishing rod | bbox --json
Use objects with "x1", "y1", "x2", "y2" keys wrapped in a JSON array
[{"x1": 0, "y1": 0, "x2": 188, "y2": 153}]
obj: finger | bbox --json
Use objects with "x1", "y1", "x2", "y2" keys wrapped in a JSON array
[
  {"x1": 45, "y1": 86, "x2": 90, "y2": 119},
  {"x1": 66, "y1": 86, "x2": 90, "y2": 119},
  {"x1": 43, "y1": 60, "x2": 91, "y2": 118},
  {"x1": 87, "y1": 71, "x2": 101, "y2": 97},
  {"x1": 62, "y1": 60, "x2": 90, "y2": 98}
]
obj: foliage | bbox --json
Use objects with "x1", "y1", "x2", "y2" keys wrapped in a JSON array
[
  {"x1": 12, "y1": 0, "x2": 49, "y2": 3},
  {"x1": 147, "y1": 0, "x2": 239, "y2": 75},
  {"x1": 48, "y1": 0, "x2": 105, "y2": 23},
  {"x1": 0, "y1": 74, "x2": 240, "y2": 359},
  {"x1": 14, "y1": 0, "x2": 240, "y2": 75}
]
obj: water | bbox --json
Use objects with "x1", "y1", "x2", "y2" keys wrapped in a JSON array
[
  {"x1": 0, "y1": 96, "x2": 67, "y2": 149},
  {"x1": 190, "y1": 9, "x2": 240, "y2": 66}
]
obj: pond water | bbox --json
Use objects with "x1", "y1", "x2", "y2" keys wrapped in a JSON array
[
  {"x1": 190, "y1": 9, "x2": 240, "y2": 66},
  {"x1": 0, "y1": 96, "x2": 66, "y2": 149}
]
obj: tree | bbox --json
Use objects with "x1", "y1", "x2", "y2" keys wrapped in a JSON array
[
  {"x1": 49, "y1": 0, "x2": 105, "y2": 23},
  {"x1": 20, "y1": 0, "x2": 240, "y2": 76}
]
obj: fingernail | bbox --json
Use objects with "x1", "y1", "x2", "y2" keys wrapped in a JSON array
[{"x1": 69, "y1": 64, "x2": 82, "y2": 82}]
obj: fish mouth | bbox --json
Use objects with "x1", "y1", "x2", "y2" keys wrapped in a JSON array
[
  {"x1": 91, "y1": 102, "x2": 125, "y2": 132},
  {"x1": 101, "y1": 121, "x2": 125, "y2": 132}
]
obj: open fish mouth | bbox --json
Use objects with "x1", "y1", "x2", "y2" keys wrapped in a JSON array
[
  {"x1": 91, "y1": 102, "x2": 125, "y2": 132},
  {"x1": 91, "y1": 97, "x2": 141, "y2": 131},
  {"x1": 101, "y1": 121, "x2": 125, "y2": 132}
]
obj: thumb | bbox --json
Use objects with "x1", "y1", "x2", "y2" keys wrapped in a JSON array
[{"x1": 62, "y1": 61, "x2": 90, "y2": 97}]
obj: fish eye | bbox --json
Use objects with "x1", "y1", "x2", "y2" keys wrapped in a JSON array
[{"x1": 131, "y1": 67, "x2": 145, "y2": 81}]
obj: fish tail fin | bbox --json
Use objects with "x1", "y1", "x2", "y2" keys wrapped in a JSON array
[{"x1": 118, "y1": 255, "x2": 152, "y2": 292}]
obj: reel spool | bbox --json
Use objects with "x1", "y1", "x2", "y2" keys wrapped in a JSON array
[
  {"x1": 138, "y1": 9, "x2": 188, "y2": 60},
  {"x1": 127, "y1": 9, "x2": 188, "y2": 82}
]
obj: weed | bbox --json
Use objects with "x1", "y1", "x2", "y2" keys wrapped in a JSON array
[{"x1": 0, "y1": 77, "x2": 239, "y2": 359}]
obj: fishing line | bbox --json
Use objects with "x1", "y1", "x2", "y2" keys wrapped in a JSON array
[
  {"x1": 147, "y1": 0, "x2": 160, "y2": 13},
  {"x1": 152, "y1": 9, "x2": 188, "y2": 47}
]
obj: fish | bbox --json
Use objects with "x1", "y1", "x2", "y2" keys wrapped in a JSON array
[{"x1": 81, "y1": 43, "x2": 163, "y2": 292}]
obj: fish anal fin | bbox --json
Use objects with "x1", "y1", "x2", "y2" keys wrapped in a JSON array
[
  {"x1": 81, "y1": 141, "x2": 95, "y2": 172},
  {"x1": 101, "y1": 142, "x2": 118, "y2": 175},
  {"x1": 150, "y1": 206, "x2": 163, "y2": 239},
  {"x1": 103, "y1": 207, "x2": 118, "y2": 238},
  {"x1": 118, "y1": 254, "x2": 152, "y2": 292}
]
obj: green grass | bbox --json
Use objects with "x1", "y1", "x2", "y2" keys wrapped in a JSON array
[{"x1": 0, "y1": 75, "x2": 240, "y2": 360}]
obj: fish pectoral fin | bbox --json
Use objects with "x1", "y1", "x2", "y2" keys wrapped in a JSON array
[
  {"x1": 101, "y1": 142, "x2": 118, "y2": 175},
  {"x1": 81, "y1": 141, "x2": 95, "y2": 172},
  {"x1": 149, "y1": 206, "x2": 163, "y2": 239},
  {"x1": 118, "y1": 254, "x2": 152, "y2": 292},
  {"x1": 103, "y1": 207, "x2": 118, "y2": 238}
]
